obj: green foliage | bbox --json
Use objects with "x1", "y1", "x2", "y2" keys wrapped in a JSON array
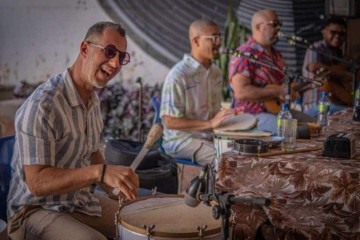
[{"x1": 215, "y1": 5, "x2": 250, "y2": 101}]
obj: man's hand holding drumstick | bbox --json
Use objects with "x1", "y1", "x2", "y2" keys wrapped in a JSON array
[{"x1": 110, "y1": 124, "x2": 163, "y2": 200}]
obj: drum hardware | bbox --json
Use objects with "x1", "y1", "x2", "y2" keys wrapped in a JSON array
[
  {"x1": 115, "y1": 210, "x2": 119, "y2": 240},
  {"x1": 185, "y1": 164, "x2": 270, "y2": 240},
  {"x1": 230, "y1": 213, "x2": 237, "y2": 239},
  {"x1": 197, "y1": 225, "x2": 207, "y2": 239},
  {"x1": 143, "y1": 224, "x2": 155, "y2": 240},
  {"x1": 151, "y1": 187, "x2": 157, "y2": 196},
  {"x1": 115, "y1": 196, "x2": 125, "y2": 240}
]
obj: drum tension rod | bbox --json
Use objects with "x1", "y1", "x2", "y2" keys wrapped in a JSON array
[
  {"x1": 115, "y1": 197, "x2": 125, "y2": 240},
  {"x1": 143, "y1": 224, "x2": 155, "y2": 240},
  {"x1": 114, "y1": 211, "x2": 120, "y2": 240},
  {"x1": 197, "y1": 225, "x2": 207, "y2": 239},
  {"x1": 151, "y1": 187, "x2": 157, "y2": 196}
]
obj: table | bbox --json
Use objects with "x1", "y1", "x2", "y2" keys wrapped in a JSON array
[{"x1": 216, "y1": 109, "x2": 360, "y2": 239}]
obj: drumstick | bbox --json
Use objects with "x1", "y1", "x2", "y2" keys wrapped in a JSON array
[
  {"x1": 112, "y1": 123, "x2": 163, "y2": 196},
  {"x1": 258, "y1": 146, "x2": 322, "y2": 157}
]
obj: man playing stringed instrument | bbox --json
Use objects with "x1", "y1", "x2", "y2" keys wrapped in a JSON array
[
  {"x1": 229, "y1": 9, "x2": 313, "y2": 134},
  {"x1": 302, "y1": 17, "x2": 352, "y2": 118}
]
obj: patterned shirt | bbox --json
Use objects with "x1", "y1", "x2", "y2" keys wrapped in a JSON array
[
  {"x1": 160, "y1": 54, "x2": 222, "y2": 154},
  {"x1": 229, "y1": 37, "x2": 285, "y2": 114},
  {"x1": 7, "y1": 70, "x2": 104, "y2": 218},
  {"x1": 302, "y1": 40, "x2": 343, "y2": 111}
]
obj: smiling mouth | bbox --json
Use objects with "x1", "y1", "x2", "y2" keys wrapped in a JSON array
[{"x1": 100, "y1": 68, "x2": 111, "y2": 79}]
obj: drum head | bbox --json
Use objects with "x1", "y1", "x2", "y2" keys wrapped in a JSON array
[
  {"x1": 214, "y1": 113, "x2": 257, "y2": 133},
  {"x1": 118, "y1": 195, "x2": 220, "y2": 238}
]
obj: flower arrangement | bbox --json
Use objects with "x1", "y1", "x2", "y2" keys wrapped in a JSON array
[{"x1": 97, "y1": 80, "x2": 162, "y2": 142}]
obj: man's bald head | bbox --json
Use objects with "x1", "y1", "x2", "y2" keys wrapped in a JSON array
[
  {"x1": 250, "y1": 9, "x2": 281, "y2": 47},
  {"x1": 189, "y1": 19, "x2": 218, "y2": 42},
  {"x1": 251, "y1": 9, "x2": 277, "y2": 32},
  {"x1": 188, "y1": 19, "x2": 221, "y2": 67}
]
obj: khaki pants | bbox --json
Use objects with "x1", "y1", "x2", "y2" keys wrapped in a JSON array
[
  {"x1": 169, "y1": 138, "x2": 215, "y2": 166},
  {"x1": 167, "y1": 139, "x2": 215, "y2": 193},
  {"x1": 8, "y1": 195, "x2": 119, "y2": 240}
]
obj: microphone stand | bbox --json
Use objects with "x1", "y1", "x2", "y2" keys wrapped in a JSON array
[
  {"x1": 194, "y1": 164, "x2": 270, "y2": 240},
  {"x1": 136, "y1": 77, "x2": 143, "y2": 142},
  {"x1": 214, "y1": 193, "x2": 241, "y2": 240}
]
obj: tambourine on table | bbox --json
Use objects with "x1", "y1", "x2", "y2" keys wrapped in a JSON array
[
  {"x1": 212, "y1": 114, "x2": 322, "y2": 160},
  {"x1": 115, "y1": 194, "x2": 221, "y2": 239}
]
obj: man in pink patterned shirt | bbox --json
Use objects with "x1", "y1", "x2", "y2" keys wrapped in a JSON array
[{"x1": 229, "y1": 9, "x2": 313, "y2": 134}]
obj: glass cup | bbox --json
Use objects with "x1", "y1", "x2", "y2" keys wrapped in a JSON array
[{"x1": 281, "y1": 119, "x2": 297, "y2": 150}]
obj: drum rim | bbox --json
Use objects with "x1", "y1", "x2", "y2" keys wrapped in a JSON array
[
  {"x1": 213, "y1": 134, "x2": 242, "y2": 140},
  {"x1": 117, "y1": 194, "x2": 221, "y2": 238}
]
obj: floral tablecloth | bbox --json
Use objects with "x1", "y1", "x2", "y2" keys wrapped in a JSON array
[{"x1": 217, "y1": 109, "x2": 360, "y2": 239}]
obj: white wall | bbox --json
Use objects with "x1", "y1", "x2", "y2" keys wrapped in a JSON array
[{"x1": 0, "y1": 0, "x2": 169, "y2": 88}]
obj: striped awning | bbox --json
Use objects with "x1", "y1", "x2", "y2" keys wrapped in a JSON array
[{"x1": 99, "y1": 0, "x2": 325, "y2": 73}]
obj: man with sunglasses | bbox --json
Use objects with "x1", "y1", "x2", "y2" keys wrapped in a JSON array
[
  {"x1": 229, "y1": 9, "x2": 314, "y2": 134},
  {"x1": 7, "y1": 21, "x2": 138, "y2": 240},
  {"x1": 160, "y1": 19, "x2": 236, "y2": 166},
  {"x1": 302, "y1": 17, "x2": 351, "y2": 117}
]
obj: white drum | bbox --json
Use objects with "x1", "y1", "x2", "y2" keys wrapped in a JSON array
[
  {"x1": 213, "y1": 134, "x2": 240, "y2": 165},
  {"x1": 117, "y1": 195, "x2": 221, "y2": 239},
  {"x1": 213, "y1": 113, "x2": 259, "y2": 167}
]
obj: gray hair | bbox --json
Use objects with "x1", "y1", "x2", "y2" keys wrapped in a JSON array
[
  {"x1": 84, "y1": 21, "x2": 125, "y2": 40},
  {"x1": 251, "y1": 9, "x2": 276, "y2": 31}
]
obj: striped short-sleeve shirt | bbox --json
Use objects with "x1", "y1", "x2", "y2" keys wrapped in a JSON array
[
  {"x1": 7, "y1": 70, "x2": 104, "y2": 218},
  {"x1": 229, "y1": 38, "x2": 285, "y2": 114}
]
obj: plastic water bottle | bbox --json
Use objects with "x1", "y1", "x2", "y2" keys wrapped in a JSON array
[
  {"x1": 277, "y1": 103, "x2": 292, "y2": 136},
  {"x1": 353, "y1": 84, "x2": 360, "y2": 122},
  {"x1": 317, "y1": 91, "x2": 331, "y2": 127}
]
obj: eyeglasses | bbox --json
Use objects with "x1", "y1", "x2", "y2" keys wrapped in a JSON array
[
  {"x1": 262, "y1": 20, "x2": 283, "y2": 29},
  {"x1": 198, "y1": 35, "x2": 224, "y2": 44},
  {"x1": 87, "y1": 41, "x2": 130, "y2": 65},
  {"x1": 329, "y1": 30, "x2": 346, "y2": 38}
]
